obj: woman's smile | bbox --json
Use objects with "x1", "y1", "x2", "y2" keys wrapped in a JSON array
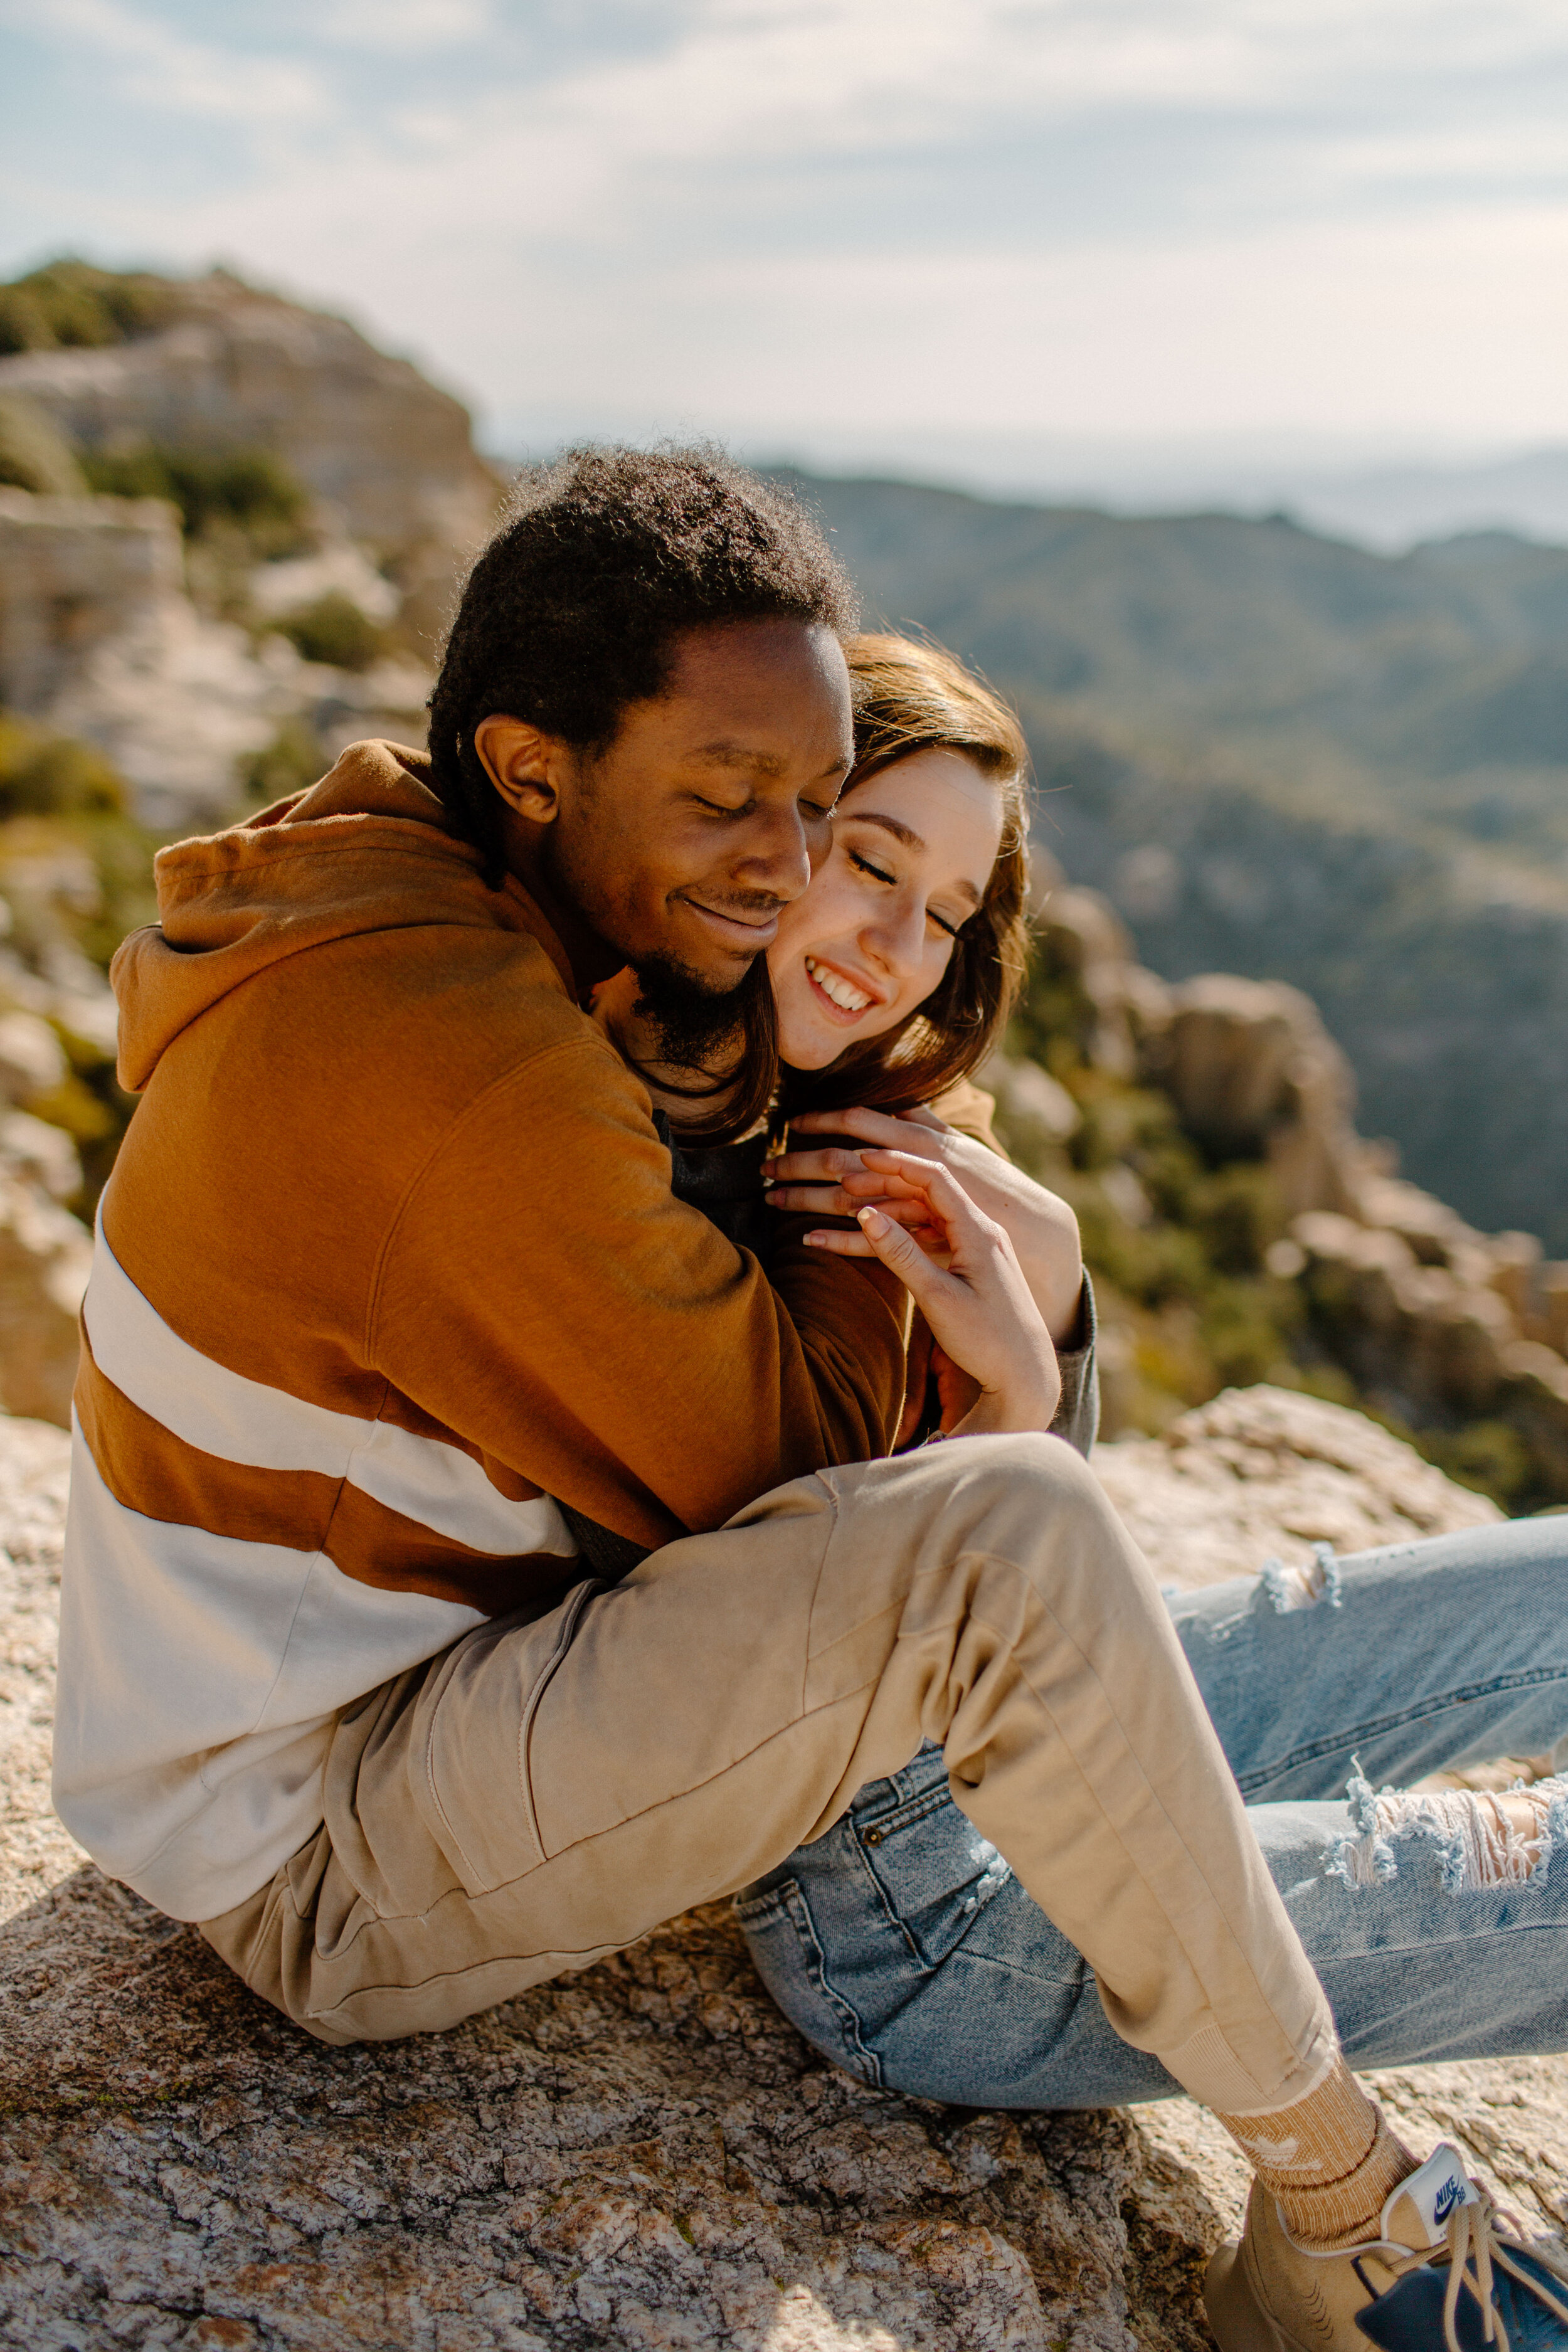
[{"x1": 803, "y1": 955, "x2": 882, "y2": 1020}]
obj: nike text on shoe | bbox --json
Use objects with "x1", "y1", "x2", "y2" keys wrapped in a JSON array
[{"x1": 1206, "y1": 2143, "x2": 1568, "y2": 2352}]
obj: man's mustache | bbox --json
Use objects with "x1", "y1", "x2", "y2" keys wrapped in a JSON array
[{"x1": 682, "y1": 888, "x2": 790, "y2": 920}]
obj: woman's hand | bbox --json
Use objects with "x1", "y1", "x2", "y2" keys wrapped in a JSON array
[
  {"x1": 769, "y1": 1105, "x2": 1084, "y2": 1344},
  {"x1": 803, "y1": 1150, "x2": 1061, "y2": 1437}
]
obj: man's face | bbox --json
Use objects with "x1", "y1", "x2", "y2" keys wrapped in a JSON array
[{"x1": 483, "y1": 618, "x2": 854, "y2": 995}]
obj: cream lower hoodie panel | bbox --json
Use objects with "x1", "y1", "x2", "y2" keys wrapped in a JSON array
[{"x1": 53, "y1": 1429, "x2": 487, "y2": 1919}]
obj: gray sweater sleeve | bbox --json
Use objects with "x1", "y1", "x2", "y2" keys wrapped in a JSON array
[{"x1": 1049, "y1": 1272, "x2": 1100, "y2": 1457}]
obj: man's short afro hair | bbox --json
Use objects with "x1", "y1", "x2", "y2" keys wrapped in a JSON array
[{"x1": 427, "y1": 443, "x2": 859, "y2": 884}]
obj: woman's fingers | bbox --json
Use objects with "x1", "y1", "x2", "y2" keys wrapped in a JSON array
[
  {"x1": 768, "y1": 1163, "x2": 930, "y2": 1207},
  {"x1": 832, "y1": 1204, "x2": 956, "y2": 1302},
  {"x1": 766, "y1": 1183, "x2": 929, "y2": 1224},
  {"x1": 767, "y1": 1145, "x2": 864, "y2": 1184},
  {"x1": 787, "y1": 1106, "x2": 913, "y2": 1147},
  {"x1": 854, "y1": 1150, "x2": 977, "y2": 1231}
]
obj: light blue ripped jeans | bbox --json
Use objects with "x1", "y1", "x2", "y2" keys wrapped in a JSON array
[{"x1": 735, "y1": 1515, "x2": 1568, "y2": 2109}]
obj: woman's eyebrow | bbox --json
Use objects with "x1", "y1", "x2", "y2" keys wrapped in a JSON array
[
  {"x1": 842, "y1": 809, "x2": 923, "y2": 849},
  {"x1": 842, "y1": 809, "x2": 983, "y2": 907}
]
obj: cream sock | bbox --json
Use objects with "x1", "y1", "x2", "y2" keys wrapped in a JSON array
[{"x1": 1217, "y1": 2059, "x2": 1417, "y2": 2252}]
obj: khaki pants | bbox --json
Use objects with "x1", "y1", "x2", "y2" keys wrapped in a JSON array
[{"x1": 201, "y1": 1433, "x2": 1337, "y2": 2114}]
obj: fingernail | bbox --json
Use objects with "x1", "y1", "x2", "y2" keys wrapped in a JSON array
[{"x1": 857, "y1": 1207, "x2": 886, "y2": 1234}]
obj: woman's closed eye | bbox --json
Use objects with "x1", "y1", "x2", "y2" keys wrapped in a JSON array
[{"x1": 849, "y1": 849, "x2": 963, "y2": 939}]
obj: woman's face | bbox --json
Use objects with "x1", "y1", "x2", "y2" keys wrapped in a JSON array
[{"x1": 767, "y1": 746, "x2": 1004, "y2": 1071}]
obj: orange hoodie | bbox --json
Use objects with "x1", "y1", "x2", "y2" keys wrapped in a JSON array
[{"x1": 53, "y1": 741, "x2": 908, "y2": 1922}]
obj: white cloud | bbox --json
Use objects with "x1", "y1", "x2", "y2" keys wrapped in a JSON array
[
  {"x1": 637, "y1": 204, "x2": 1568, "y2": 439},
  {"x1": 4, "y1": 0, "x2": 1565, "y2": 450},
  {"x1": 307, "y1": 0, "x2": 494, "y2": 54},
  {"x1": 1, "y1": 0, "x2": 330, "y2": 125}
]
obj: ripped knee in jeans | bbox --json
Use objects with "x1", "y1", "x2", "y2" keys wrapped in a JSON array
[
  {"x1": 1327, "y1": 1770, "x2": 1568, "y2": 1894},
  {"x1": 1259, "y1": 1542, "x2": 1342, "y2": 1614}
]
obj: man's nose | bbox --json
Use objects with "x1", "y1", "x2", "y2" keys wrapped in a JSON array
[{"x1": 733, "y1": 798, "x2": 815, "y2": 903}]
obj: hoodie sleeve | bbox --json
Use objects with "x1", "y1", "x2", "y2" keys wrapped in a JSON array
[{"x1": 369, "y1": 1036, "x2": 911, "y2": 1547}]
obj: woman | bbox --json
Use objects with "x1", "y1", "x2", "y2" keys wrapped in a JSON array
[
  {"x1": 592, "y1": 633, "x2": 1568, "y2": 2344},
  {"x1": 593, "y1": 631, "x2": 1093, "y2": 1439}
]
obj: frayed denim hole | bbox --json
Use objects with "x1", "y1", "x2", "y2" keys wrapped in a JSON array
[
  {"x1": 1324, "y1": 1774, "x2": 1568, "y2": 1899},
  {"x1": 1312, "y1": 1542, "x2": 1343, "y2": 1608},
  {"x1": 1324, "y1": 1764, "x2": 1400, "y2": 1889},
  {"x1": 1259, "y1": 1557, "x2": 1291, "y2": 1614},
  {"x1": 1540, "y1": 1784, "x2": 1568, "y2": 1876},
  {"x1": 1257, "y1": 1547, "x2": 1341, "y2": 1615},
  {"x1": 1436, "y1": 1830, "x2": 1470, "y2": 1896},
  {"x1": 955, "y1": 1835, "x2": 1011, "y2": 1919}
]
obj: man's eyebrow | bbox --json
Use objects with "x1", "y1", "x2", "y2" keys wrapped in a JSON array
[
  {"x1": 843, "y1": 808, "x2": 983, "y2": 906},
  {"x1": 688, "y1": 742, "x2": 786, "y2": 776},
  {"x1": 686, "y1": 746, "x2": 852, "y2": 788}
]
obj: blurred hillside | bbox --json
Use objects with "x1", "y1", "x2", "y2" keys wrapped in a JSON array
[{"x1": 788, "y1": 471, "x2": 1568, "y2": 1252}]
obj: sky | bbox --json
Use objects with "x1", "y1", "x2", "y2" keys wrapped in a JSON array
[{"x1": 2, "y1": 0, "x2": 1567, "y2": 499}]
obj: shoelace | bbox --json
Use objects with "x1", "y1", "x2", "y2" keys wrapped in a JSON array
[{"x1": 1375, "y1": 2190, "x2": 1568, "y2": 2352}]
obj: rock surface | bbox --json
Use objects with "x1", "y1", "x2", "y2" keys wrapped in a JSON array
[
  {"x1": 3, "y1": 1399, "x2": 1566, "y2": 2351},
  {"x1": 1034, "y1": 883, "x2": 1568, "y2": 1499},
  {"x1": 1091, "y1": 1382, "x2": 1502, "y2": 1591},
  {"x1": 0, "y1": 1177, "x2": 90, "y2": 1424},
  {"x1": 0, "y1": 487, "x2": 433, "y2": 823},
  {"x1": 0, "y1": 272, "x2": 499, "y2": 578}
]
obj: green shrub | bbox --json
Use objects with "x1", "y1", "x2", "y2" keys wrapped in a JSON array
[
  {"x1": 0, "y1": 394, "x2": 87, "y2": 497},
  {"x1": 999, "y1": 928, "x2": 1566, "y2": 1511},
  {"x1": 0, "y1": 260, "x2": 177, "y2": 356},
  {"x1": 1415, "y1": 1421, "x2": 1535, "y2": 1511},
  {"x1": 79, "y1": 443, "x2": 309, "y2": 548},
  {"x1": 0, "y1": 717, "x2": 124, "y2": 818},
  {"x1": 0, "y1": 722, "x2": 166, "y2": 1216},
  {"x1": 271, "y1": 591, "x2": 385, "y2": 672},
  {"x1": 239, "y1": 719, "x2": 329, "y2": 807}
]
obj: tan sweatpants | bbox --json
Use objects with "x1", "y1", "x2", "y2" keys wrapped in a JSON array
[{"x1": 201, "y1": 1432, "x2": 1338, "y2": 2114}]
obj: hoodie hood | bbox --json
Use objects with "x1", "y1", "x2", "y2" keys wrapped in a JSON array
[{"x1": 112, "y1": 741, "x2": 576, "y2": 1090}]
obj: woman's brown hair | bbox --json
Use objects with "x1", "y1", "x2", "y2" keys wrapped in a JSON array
[{"x1": 778, "y1": 632, "x2": 1032, "y2": 1123}]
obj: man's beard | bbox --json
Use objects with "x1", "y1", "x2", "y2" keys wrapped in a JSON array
[{"x1": 630, "y1": 951, "x2": 765, "y2": 1072}]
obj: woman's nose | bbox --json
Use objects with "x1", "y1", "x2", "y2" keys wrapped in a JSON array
[{"x1": 863, "y1": 899, "x2": 926, "y2": 978}]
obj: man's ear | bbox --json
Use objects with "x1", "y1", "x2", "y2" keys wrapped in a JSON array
[{"x1": 473, "y1": 715, "x2": 567, "y2": 825}]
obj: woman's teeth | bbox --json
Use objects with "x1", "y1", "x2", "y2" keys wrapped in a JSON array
[{"x1": 805, "y1": 956, "x2": 873, "y2": 1013}]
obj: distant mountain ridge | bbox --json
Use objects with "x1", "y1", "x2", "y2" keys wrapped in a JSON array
[{"x1": 785, "y1": 469, "x2": 1568, "y2": 1250}]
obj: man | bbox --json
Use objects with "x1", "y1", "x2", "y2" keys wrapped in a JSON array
[{"x1": 55, "y1": 448, "x2": 1568, "y2": 2352}]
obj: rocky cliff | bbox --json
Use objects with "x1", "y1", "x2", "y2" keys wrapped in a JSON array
[
  {"x1": 990, "y1": 874, "x2": 1568, "y2": 1512},
  {"x1": 0, "y1": 263, "x2": 502, "y2": 822},
  {"x1": 5, "y1": 1392, "x2": 1562, "y2": 2352},
  {"x1": 0, "y1": 266, "x2": 499, "y2": 615}
]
